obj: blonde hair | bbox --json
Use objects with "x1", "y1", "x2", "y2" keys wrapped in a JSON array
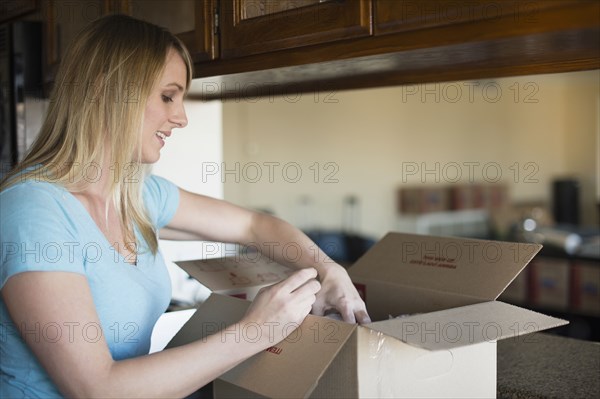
[{"x1": 0, "y1": 14, "x2": 193, "y2": 255}]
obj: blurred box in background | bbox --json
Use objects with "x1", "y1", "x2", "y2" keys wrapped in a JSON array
[
  {"x1": 451, "y1": 184, "x2": 508, "y2": 210},
  {"x1": 571, "y1": 260, "x2": 600, "y2": 316},
  {"x1": 398, "y1": 184, "x2": 508, "y2": 215},
  {"x1": 398, "y1": 187, "x2": 450, "y2": 214},
  {"x1": 529, "y1": 257, "x2": 570, "y2": 311}
]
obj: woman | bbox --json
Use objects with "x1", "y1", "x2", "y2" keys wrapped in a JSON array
[{"x1": 0, "y1": 15, "x2": 370, "y2": 398}]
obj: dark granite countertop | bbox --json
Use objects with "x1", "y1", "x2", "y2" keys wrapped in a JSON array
[{"x1": 498, "y1": 333, "x2": 600, "y2": 399}]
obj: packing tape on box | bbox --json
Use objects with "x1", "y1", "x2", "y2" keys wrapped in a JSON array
[
  {"x1": 367, "y1": 329, "x2": 398, "y2": 398},
  {"x1": 362, "y1": 328, "x2": 456, "y2": 397}
]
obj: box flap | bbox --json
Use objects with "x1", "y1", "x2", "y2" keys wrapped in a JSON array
[
  {"x1": 366, "y1": 301, "x2": 568, "y2": 351},
  {"x1": 220, "y1": 315, "x2": 356, "y2": 398},
  {"x1": 353, "y1": 278, "x2": 485, "y2": 320},
  {"x1": 176, "y1": 256, "x2": 294, "y2": 292},
  {"x1": 166, "y1": 293, "x2": 357, "y2": 399},
  {"x1": 166, "y1": 294, "x2": 250, "y2": 347},
  {"x1": 348, "y1": 232, "x2": 541, "y2": 301}
]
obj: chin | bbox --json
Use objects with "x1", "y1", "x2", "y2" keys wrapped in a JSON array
[{"x1": 141, "y1": 153, "x2": 161, "y2": 164}]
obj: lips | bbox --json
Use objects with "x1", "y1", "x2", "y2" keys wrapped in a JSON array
[{"x1": 155, "y1": 131, "x2": 167, "y2": 140}]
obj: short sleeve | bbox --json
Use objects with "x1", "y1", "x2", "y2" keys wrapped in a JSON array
[
  {"x1": 0, "y1": 182, "x2": 85, "y2": 288},
  {"x1": 142, "y1": 175, "x2": 180, "y2": 229}
]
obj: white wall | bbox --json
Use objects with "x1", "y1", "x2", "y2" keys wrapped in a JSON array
[
  {"x1": 221, "y1": 70, "x2": 599, "y2": 239},
  {"x1": 153, "y1": 100, "x2": 223, "y2": 303},
  {"x1": 153, "y1": 100, "x2": 223, "y2": 199},
  {"x1": 153, "y1": 99, "x2": 224, "y2": 260}
]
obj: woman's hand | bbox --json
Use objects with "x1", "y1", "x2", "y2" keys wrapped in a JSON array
[
  {"x1": 312, "y1": 263, "x2": 371, "y2": 324},
  {"x1": 241, "y1": 268, "x2": 321, "y2": 349}
]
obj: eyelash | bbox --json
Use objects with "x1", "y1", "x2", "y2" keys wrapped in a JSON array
[{"x1": 162, "y1": 95, "x2": 173, "y2": 103}]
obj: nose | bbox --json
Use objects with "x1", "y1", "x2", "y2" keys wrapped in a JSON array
[{"x1": 170, "y1": 102, "x2": 188, "y2": 129}]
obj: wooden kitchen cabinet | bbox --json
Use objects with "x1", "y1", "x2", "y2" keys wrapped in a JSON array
[
  {"x1": 120, "y1": 0, "x2": 217, "y2": 62},
  {"x1": 7, "y1": 0, "x2": 598, "y2": 100},
  {"x1": 219, "y1": 0, "x2": 372, "y2": 58},
  {"x1": 189, "y1": 0, "x2": 599, "y2": 100}
]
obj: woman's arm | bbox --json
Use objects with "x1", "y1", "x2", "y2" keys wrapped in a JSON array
[
  {"x1": 161, "y1": 188, "x2": 371, "y2": 324},
  {"x1": 1, "y1": 268, "x2": 319, "y2": 398}
]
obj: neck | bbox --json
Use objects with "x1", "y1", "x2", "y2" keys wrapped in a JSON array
[{"x1": 76, "y1": 146, "x2": 121, "y2": 200}]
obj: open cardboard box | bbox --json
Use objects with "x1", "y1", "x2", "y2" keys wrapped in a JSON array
[{"x1": 167, "y1": 232, "x2": 567, "y2": 398}]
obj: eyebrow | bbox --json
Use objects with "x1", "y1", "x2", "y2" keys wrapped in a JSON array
[{"x1": 164, "y1": 82, "x2": 184, "y2": 91}]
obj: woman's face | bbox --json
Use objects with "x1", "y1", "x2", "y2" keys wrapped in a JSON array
[{"x1": 140, "y1": 48, "x2": 188, "y2": 164}]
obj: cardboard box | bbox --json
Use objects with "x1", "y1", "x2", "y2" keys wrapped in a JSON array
[
  {"x1": 398, "y1": 187, "x2": 450, "y2": 214},
  {"x1": 571, "y1": 260, "x2": 600, "y2": 316},
  {"x1": 529, "y1": 257, "x2": 570, "y2": 311},
  {"x1": 176, "y1": 255, "x2": 294, "y2": 300},
  {"x1": 450, "y1": 184, "x2": 509, "y2": 210},
  {"x1": 167, "y1": 233, "x2": 567, "y2": 398}
]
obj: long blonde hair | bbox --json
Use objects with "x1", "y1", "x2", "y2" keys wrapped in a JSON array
[{"x1": 0, "y1": 14, "x2": 193, "y2": 255}]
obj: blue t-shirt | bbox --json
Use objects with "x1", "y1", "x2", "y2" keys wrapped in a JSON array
[{"x1": 0, "y1": 174, "x2": 179, "y2": 398}]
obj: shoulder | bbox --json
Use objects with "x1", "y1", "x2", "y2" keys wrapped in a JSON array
[
  {"x1": 142, "y1": 175, "x2": 180, "y2": 229},
  {"x1": 1, "y1": 179, "x2": 85, "y2": 287},
  {"x1": 142, "y1": 174, "x2": 179, "y2": 207},
  {"x1": 1, "y1": 178, "x2": 68, "y2": 217},
  {"x1": 1, "y1": 176, "x2": 64, "y2": 195},
  {"x1": 143, "y1": 174, "x2": 176, "y2": 195},
  {"x1": 1, "y1": 179, "x2": 77, "y2": 236}
]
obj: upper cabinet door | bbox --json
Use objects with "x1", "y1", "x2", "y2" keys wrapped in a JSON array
[
  {"x1": 374, "y1": 0, "x2": 576, "y2": 35},
  {"x1": 44, "y1": 0, "x2": 107, "y2": 80},
  {"x1": 219, "y1": 0, "x2": 373, "y2": 59},
  {"x1": 125, "y1": 0, "x2": 217, "y2": 62}
]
